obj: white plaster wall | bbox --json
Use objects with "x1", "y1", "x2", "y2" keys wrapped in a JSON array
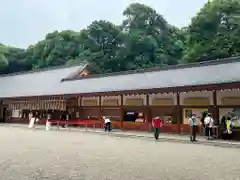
[
  {"x1": 217, "y1": 89, "x2": 240, "y2": 105},
  {"x1": 101, "y1": 96, "x2": 121, "y2": 105},
  {"x1": 149, "y1": 93, "x2": 177, "y2": 105},
  {"x1": 123, "y1": 94, "x2": 146, "y2": 105},
  {"x1": 81, "y1": 96, "x2": 100, "y2": 106},
  {"x1": 180, "y1": 91, "x2": 213, "y2": 105}
]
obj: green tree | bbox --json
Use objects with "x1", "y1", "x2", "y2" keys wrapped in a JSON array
[
  {"x1": 3, "y1": 1, "x2": 239, "y2": 76},
  {"x1": 183, "y1": 0, "x2": 240, "y2": 62},
  {"x1": 0, "y1": 54, "x2": 8, "y2": 71},
  {"x1": 3, "y1": 47, "x2": 30, "y2": 74},
  {"x1": 0, "y1": 45, "x2": 9, "y2": 71},
  {"x1": 30, "y1": 30, "x2": 82, "y2": 69},
  {"x1": 77, "y1": 20, "x2": 125, "y2": 73},
  {"x1": 121, "y1": 3, "x2": 183, "y2": 68}
]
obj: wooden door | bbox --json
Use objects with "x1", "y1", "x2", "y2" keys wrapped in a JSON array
[{"x1": 81, "y1": 108, "x2": 100, "y2": 120}]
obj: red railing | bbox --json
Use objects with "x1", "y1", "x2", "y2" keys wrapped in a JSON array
[{"x1": 46, "y1": 119, "x2": 103, "y2": 130}]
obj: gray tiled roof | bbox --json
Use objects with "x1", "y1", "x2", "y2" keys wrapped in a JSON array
[
  {"x1": 0, "y1": 64, "x2": 86, "y2": 98},
  {"x1": 0, "y1": 58, "x2": 240, "y2": 98},
  {"x1": 57, "y1": 58, "x2": 240, "y2": 95}
]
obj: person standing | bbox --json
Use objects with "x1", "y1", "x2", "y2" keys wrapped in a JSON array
[
  {"x1": 201, "y1": 111, "x2": 207, "y2": 136},
  {"x1": 47, "y1": 112, "x2": 51, "y2": 121},
  {"x1": 46, "y1": 112, "x2": 52, "y2": 131},
  {"x1": 66, "y1": 112, "x2": 69, "y2": 127},
  {"x1": 28, "y1": 111, "x2": 33, "y2": 121},
  {"x1": 204, "y1": 113, "x2": 214, "y2": 140},
  {"x1": 60, "y1": 112, "x2": 66, "y2": 128},
  {"x1": 152, "y1": 117, "x2": 162, "y2": 140},
  {"x1": 189, "y1": 113, "x2": 198, "y2": 142},
  {"x1": 28, "y1": 115, "x2": 36, "y2": 129},
  {"x1": 35, "y1": 113, "x2": 40, "y2": 126}
]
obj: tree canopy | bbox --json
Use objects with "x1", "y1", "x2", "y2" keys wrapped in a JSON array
[
  {"x1": 0, "y1": 0, "x2": 240, "y2": 75},
  {"x1": 183, "y1": 0, "x2": 240, "y2": 62}
]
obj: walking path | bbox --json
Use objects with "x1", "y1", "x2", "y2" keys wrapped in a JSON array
[{"x1": 2, "y1": 123, "x2": 240, "y2": 148}]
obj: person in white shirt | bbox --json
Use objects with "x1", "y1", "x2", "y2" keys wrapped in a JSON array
[
  {"x1": 46, "y1": 113, "x2": 52, "y2": 131},
  {"x1": 28, "y1": 112, "x2": 33, "y2": 121},
  {"x1": 204, "y1": 113, "x2": 214, "y2": 139},
  {"x1": 103, "y1": 116, "x2": 111, "y2": 132},
  {"x1": 28, "y1": 115, "x2": 36, "y2": 129}
]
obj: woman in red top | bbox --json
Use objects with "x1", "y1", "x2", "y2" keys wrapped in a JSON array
[{"x1": 152, "y1": 117, "x2": 162, "y2": 140}]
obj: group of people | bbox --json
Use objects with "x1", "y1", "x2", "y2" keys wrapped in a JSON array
[
  {"x1": 152, "y1": 114, "x2": 217, "y2": 142},
  {"x1": 102, "y1": 116, "x2": 163, "y2": 139},
  {"x1": 151, "y1": 114, "x2": 218, "y2": 141},
  {"x1": 189, "y1": 112, "x2": 215, "y2": 142},
  {"x1": 189, "y1": 111, "x2": 235, "y2": 141},
  {"x1": 27, "y1": 111, "x2": 234, "y2": 141}
]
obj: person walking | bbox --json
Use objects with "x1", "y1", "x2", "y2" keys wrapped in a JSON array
[
  {"x1": 189, "y1": 113, "x2": 198, "y2": 142},
  {"x1": 152, "y1": 116, "x2": 162, "y2": 140}
]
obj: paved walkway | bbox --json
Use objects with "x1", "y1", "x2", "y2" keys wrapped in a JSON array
[
  {"x1": 1, "y1": 126, "x2": 240, "y2": 180},
  {"x1": 2, "y1": 123, "x2": 240, "y2": 148}
]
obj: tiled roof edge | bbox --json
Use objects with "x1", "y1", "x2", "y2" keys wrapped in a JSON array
[
  {"x1": 0, "y1": 62, "x2": 88, "y2": 78},
  {"x1": 63, "y1": 56, "x2": 240, "y2": 82},
  {"x1": 61, "y1": 64, "x2": 89, "y2": 81}
]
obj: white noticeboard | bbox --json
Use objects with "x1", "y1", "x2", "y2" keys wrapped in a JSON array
[{"x1": 12, "y1": 110, "x2": 21, "y2": 118}]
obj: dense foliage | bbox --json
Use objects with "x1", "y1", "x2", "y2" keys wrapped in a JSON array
[{"x1": 0, "y1": 0, "x2": 240, "y2": 75}]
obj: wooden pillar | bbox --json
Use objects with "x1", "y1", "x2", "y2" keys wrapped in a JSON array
[
  {"x1": 213, "y1": 90, "x2": 219, "y2": 123},
  {"x1": 146, "y1": 93, "x2": 150, "y2": 121},
  {"x1": 120, "y1": 94, "x2": 124, "y2": 129},
  {"x1": 77, "y1": 96, "x2": 82, "y2": 119},
  {"x1": 79, "y1": 96, "x2": 82, "y2": 107},
  {"x1": 0, "y1": 100, "x2": 2, "y2": 122},
  {"x1": 98, "y1": 96, "x2": 102, "y2": 120},
  {"x1": 146, "y1": 93, "x2": 152, "y2": 132},
  {"x1": 176, "y1": 92, "x2": 181, "y2": 134}
]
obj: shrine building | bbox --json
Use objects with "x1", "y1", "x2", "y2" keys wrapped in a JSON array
[{"x1": 1, "y1": 57, "x2": 240, "y2": 134}]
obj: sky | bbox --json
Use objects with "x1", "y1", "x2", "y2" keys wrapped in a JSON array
[{"x1": 0, "y1": 0, "x2": 208, "y2": 48}]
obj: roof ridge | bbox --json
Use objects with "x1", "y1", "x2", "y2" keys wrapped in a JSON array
[
  {"x1": 63, "y1": 56, "x2": 240, "y2": 82},
  {"x1": 0, "y1": 62, "x2": 87, "y2": 78}
]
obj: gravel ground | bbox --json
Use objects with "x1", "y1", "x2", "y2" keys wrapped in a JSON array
[{"x1": 0, "y1": 127, "x2": 240, "y2": 180}]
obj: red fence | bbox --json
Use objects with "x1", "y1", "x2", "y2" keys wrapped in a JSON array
[
  {"x1": 47, "y1": 119, "x2": 103, "y2": 129},
  {"x1": 8, "y1": 118, "x2": 201, "y2": 135}
]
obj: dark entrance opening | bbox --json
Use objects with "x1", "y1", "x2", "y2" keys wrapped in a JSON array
[
  {"x1": 1, "y1": 107, "x2": 7, "y2": 123},
  {"x1": 124, "y1": 111, "x2": 138, "y2": 122}
]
